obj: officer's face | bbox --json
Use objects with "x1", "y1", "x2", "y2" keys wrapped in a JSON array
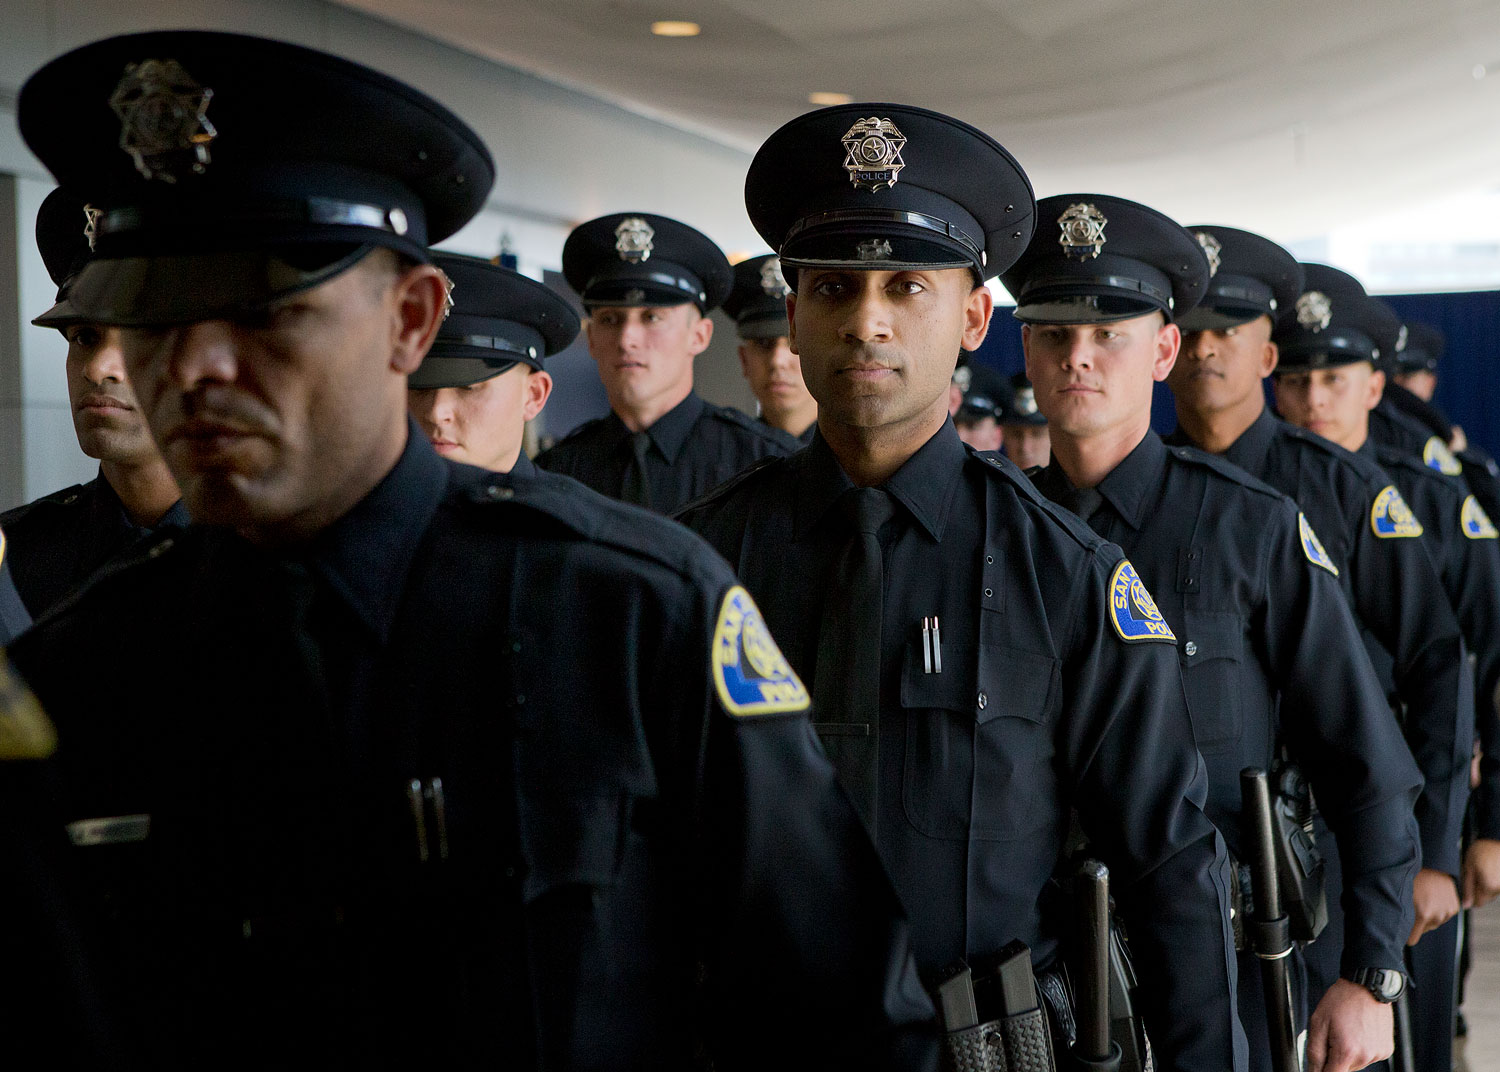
[
  {"x1": 955, "y1": 416, "x2": 1002, "y2": 452},
  {"x1": 1003, "y1": 423, "x2": 1051, "y2": 470},
  {"x1": 1169, "y1": 317, "x2": 1278, "y2": 416},
  {"x1": 1272, "y1": 362, "x2": 1384, "y2": 452},
  {"x1": 737, "y1": 335, "x2": 815, "y2": 419},
  {"x1": 117, "y1": 252, "x2": 447, "y2": 543},
  {"x1": 1395, "y1": 369, "x2": 1437, "y2": 401},
  {"x1": 788, "y1": 269, "x2": 991, "y2": 434},
  {"x1": 1022, "y1": 313, "x2": 1177, "y2": 441},
  {"x1": 586, "y1": 304, "x2": 712, "y2": 413},
  {"x1": 408, "y1": 365, "x2": 552, "y2": 473},
  {"x1": 62, "y1": 323, "x2": 158, "y2": 465}
]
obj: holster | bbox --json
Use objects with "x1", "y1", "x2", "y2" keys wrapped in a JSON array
[
  {"x1": 1232, "y1": 763, "x2": 1327, "y2": 947},
  {"x1": 943, "y1": 1007, "x2": 1056, "y2": 1072}
]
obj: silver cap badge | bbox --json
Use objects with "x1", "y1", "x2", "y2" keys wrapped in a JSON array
[
  {"x1": 109, "y1": 59, "x2": 217, "y2": 183},
  {"x1": 759, "y1": 257, "x2": 790, "y2": 298},
  {"x1": 842, "y1": 117, "x2": 906, "y2": 192},
  {"x1": 1396, "y1": 324, "x2": 1409, "y2": 352},
  {"x1": 1296, "y1": 291, "x2": 1332, "y2": 332},
  {"x1": 614, "y1": 217, "x2": 654, "y2": 263},
  {"x1": 623, "y1": 287, "x2": 646, "y2": 304},
  {"x1": 1015, "y1": 386, "x2": 1037, "y2": 416},
  {"x1": 1194, "y1": 231, "x2": 1222, "y2": 277},
  {"x1": 856, "y1": 238, "x2": 893, "y2": 261},
  {"x1": 1058, "y1": 203, "x2": 1107, "y2": 260},
  {"x1": 82, "y1": 204, "x2": 102, "y2": 252},
  {"x1": 438, "y1": 269, "x2": 456, "y2": 320}
]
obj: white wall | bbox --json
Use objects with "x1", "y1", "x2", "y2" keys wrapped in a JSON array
[{"x1": 0, "y1": 0, "x2": 765, "y2": 510}]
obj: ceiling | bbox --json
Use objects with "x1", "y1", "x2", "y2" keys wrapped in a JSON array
[{"x1": 332, "y1": 0, "x2": 1500, "y2": 245}]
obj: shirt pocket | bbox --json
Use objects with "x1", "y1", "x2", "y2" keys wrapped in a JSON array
[
  {"x1": 1177, "y1": 610, "x2": 1247, "y2": 750},
  {"x1": 899, "y1": 643, "x2": 1058, "y2": 842},
  {"x1": 516, "y1": 790, "x2": 631, "y2": 907}
]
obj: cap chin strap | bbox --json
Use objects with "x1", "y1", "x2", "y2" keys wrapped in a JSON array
[{"x1": 783, "y1": 208, "x2": 984, "y2": 266}]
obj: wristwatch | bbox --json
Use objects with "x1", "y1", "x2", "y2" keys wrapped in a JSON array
[{"x1": 1344, "y1": 967, "x2": 1406, "y2": 1003}]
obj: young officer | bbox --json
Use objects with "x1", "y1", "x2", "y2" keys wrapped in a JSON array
[
  {"x1": 1009, "y1": 200, "x2": 1421, "y2": 1072},
  {"x1": 1000, "y1": 372, "x2": 1051, "y2": 470},
  {"x1": 4, "y1": 32, "x2": 935, "y2": 1068},
  {"x1": 535, "y1": 213, "x2": 798, "y2": 512},
  {"x1": 407, "y1": 251, "x2": 575, "y2": 474},
  {"x1": 680, "y1": 102, "x2": 1246, "y2": 1072},
  {"x1": 723, "y1": 253, "x2": 818, "y2": 443}
]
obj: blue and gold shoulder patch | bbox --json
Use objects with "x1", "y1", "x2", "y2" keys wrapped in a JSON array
[
  {"x1": 712, "y1": 585, "x2": 810, "y2": 717},
  {"x1": 1423, "y1": 436, "x2": 1463, "y2": 476},
  {"x1": 1108, "y1": 560, "x2": 1176, "y2": 644},
  {"x1": 0, "y1": 653, "x2": 56, "y2": 761},
  {"x1": 1462, "y1": 495, "x2": 1499, "y2": 540},
  {"x1": 1370, "y1": 485, "x2": 1423, "y2": 539},
  {"x1": 1298, "y1": 513, "x2": 1339, "y2": 575}
]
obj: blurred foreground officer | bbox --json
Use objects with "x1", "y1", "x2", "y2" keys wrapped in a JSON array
[
  {"x1": 1011, "y1": 202, "x2": 1419, "y2": 1072},
  {"x1": 6, "y1": 32, "x2": 935, "y2": 1070},
  {"x1": 0, "y1": 188, "x2": 187, "y2": 617},
  {"x1": 723, "y1": 253, "x2": 818, "y2": 442},
  {"x1": 1272, "y1": 271, "x2": 1495, "y2": 1072},
  {"x1": 680, "y1": 103, "x2": 1245, "y2": 1072},
  {"x1": 536, "y1": 213, "x2": 797, "y2": 511},
  {"x1": 407, "y1": 251, "x2": 573, "y2": 474},
  {"x1": 1001, "y1": 372, "x2": 1051, "y2": 469}
]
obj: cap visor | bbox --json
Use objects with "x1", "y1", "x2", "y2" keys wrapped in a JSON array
[
  {"x1": 31, "y1": 295, "x2": 85, "y2": 328},
  {"x1": 1176, "y1": 306, "x2": 1264, "y2": 333},
  {"x1": 408, "y1": 355, "x2": 521, "y2": 389}
]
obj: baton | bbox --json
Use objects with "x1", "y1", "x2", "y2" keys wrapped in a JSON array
[
  {"x1": 1242, "y1": 768, "x2": 1303, "y2": 1072},
  {"x1": 1072, "y1": 860, "x2": 1122, "y2": 1071}
]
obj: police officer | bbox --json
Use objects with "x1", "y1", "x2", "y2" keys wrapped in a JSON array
[
  {"x1": 1000, "y1": 372, "x2": 1051, "y2": 470},
  {"x1": 534, "y1": 213, "x2": 798, "y2": 512},
  {"x1": 407, "y1": 250, "x2": 575, "y2": 475},
  {"x1": 1168, "y1": 240, "x2": 1474, "y2": 1054},
  {"x1": 1271, "y1": 270, "x2": 1497, "y2": 1072},
  {"x1": 952, "y1": 391, "x2": 1003, "y2": 451},
  {"x1": 679, "y1": 102, "x2": 1245, "y2": 1071},
  {"x1": 0, "y1": 188, "x2": 188, "y2": 618},
  {"x1": 1009, "y1": 199, "x2": 1420, "y2": 1072},
  {"x1": 5, "y1": 32, "x2": 935, "y2": 1068},
  {"x1": 723, "y1": 253, "x2": 818, "y2": 443}
]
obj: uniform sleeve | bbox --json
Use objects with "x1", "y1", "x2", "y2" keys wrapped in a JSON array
[
  {"x1": 1443, "y1": 508, "x2": 1500, "y2": 842},
  {"x1": 1063, "y1": 547, "x2": 1248, "y2": 1072},
  {"x1": 684, "y1": 576, "x2": 938, "y2": 1070},
  {"x1": 1257, "y1": 506, "x2": 1421, "y2": 971},
  {"x1": 1349, "y1": 481, "x2": 1475, "y2": 877}
]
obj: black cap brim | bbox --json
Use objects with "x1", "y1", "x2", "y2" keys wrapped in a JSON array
[{"x1": 408, "y1": 355, "x2": 523, "y2": 389}]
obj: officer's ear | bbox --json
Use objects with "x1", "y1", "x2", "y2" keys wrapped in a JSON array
[
  {"x1": 1261, "y1": 339, "x2": 1280, "y2": 379},
  {"x1": 523, "y1": 369, "x2": 553, "y2": 422},
  {"x1": 387, "y1": 260, "x2": 449, "y2": 375},
  {"x1": 1365, "y1": 366, "x2": 1386, "y2": 411},
  {"x1": 960, "y1": 279, "x2": 993, "y2": 352},
  {"x1": 1154, "y1": 317, "x2": 1181, "y2": 383},
  {"x1": 786, "y1": 291, "x2": 799, "y2": 355},
  {"x1": 685, "y1": 306, "x2": 714, "y2": 358}
]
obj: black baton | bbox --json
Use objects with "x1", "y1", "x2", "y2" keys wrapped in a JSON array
[
  {"x1": 1072, "y1": 860, "x2": 1122, "y2": 1071},
  {"x1": 1242, "y1": 768, "x2": 1303, "y2": 1072}
]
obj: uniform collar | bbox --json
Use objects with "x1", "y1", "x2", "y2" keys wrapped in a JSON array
[
  {"x1": 508, "y1": 450, "x2": 536, "y2": 478},
  {"x1": 794, "y1": 418, "x2": 967, "y2": 542},
  {"x1": 1220, "y1": 405, "x2": 1280, "y2": 475},
  {"x1": 92, "y1": 469, "x2": 191, "y2": 534},
  {"x1": 608, "y1": 391, "x2": 706, "y2": 465},
  {"x1": 1035, "y1": 432, "x2": 1164, "y2": 532},
  {"x1": 300, "y1": 418, "x2": 450, "y2": 642}
]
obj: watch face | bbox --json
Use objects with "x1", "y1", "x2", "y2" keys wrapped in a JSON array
[{"x1": 1352, "y1": 968, "x2": 1405, "y2": 1001}]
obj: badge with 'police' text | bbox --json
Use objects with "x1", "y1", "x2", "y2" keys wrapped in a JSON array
[
  {"x1": 1370, "y1": 485, "x2": 1423, "y2": 538},
  {"x1": 1423, "y1": 436, "x2": 1463, "y2": 476},
  {"x1": 1108, "y1": 560, "x2": 1176, "y2": 644},
  {"x1": 713, "y1": 585, "x2": 810, "y2": 716},
  {"x1": 1299, "y1": 512, "x2": 1339, "y2": 575},
  {"x1": 1463, "y1": 495, "x2": 1498, "y2": 540}
]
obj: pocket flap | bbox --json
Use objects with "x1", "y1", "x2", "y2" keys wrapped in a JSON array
[
  {"x1": 1179, "y1": 611, "x2": 1245, "y2": 665},
  {"x1": 516, "y1": 791, "x2": 627, "y2": 903}
]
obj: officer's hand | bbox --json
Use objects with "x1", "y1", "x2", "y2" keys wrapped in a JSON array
[
  {"x1": 1463, "y1": 838, "x2": 1500, "y2": 908},
  {"x1": 1451, "y1": 426, "x2": 1469, "y2": 453},
  {"x1": 1306, "y1": 979, "x2": 1393, "y2": 1072},
  {"x1": 1407, "y1": 867, "x2": 1461, "y2": 944}
]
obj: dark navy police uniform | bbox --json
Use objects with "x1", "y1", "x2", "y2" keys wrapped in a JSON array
[{"x1": 0, "y1": 530, "x2": 32, "y2": 643}]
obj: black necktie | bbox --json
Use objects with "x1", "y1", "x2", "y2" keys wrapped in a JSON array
[
  {"x1": 812, "y1": 486, "x2": 895, "y2": 834},
  {"x1": 1062, "y1": 485, "x2": 1104, "y2": 524},
  {"x1": 621, "y1": 431, "x2": 653, "y2": 509}
]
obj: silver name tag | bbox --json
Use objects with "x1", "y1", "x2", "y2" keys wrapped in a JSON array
[{"x1": 66, "y1": 814, "x2": 151, "y2": 846}]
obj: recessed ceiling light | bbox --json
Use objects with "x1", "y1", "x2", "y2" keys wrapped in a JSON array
[
  {"x1": 651, "y1": 20, "x2": 701, "y2": 37},
  {"x1": 809, "y1": 91, "x2": 853, "y2": 106}
]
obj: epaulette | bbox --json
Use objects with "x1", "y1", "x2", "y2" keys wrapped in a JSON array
[
  {"x1": 1275, "y1": 421, "x2": 1393, "y2": 485},
  {"x1": 1372, "y1": 442, "x2": 1454, "y2": 483},
  {"x1": 968, "y1": 449, "x2": 1111, "y2": 555},
  {"x1": 673, "y1": 453, "x2": 789, "y2": 520},
  {"x1": 542, "y1": 414, "x2": 610, "y2": 451},
  {"x1": 0, "y1": 482, "x2": 90, "y2": 529},
  {"x1": 703, "y1": 402, "x2": 802, "y2": 451},
  {"x1": 1164, "y1": 443, "x2": 1292, "y2": 505}
]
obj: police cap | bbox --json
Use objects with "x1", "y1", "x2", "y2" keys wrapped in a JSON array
[
  {"x1": 18, "y1": 31, "x2": 495, "y2": 327},
  {"x1": 745, "y1": 103, "x2": 1035, "y2": 282},
  {"x1": 31, "y1": 187, "x2": 96, "y2": 328},
  {"x1": 1002, "y1": 372, "x2": 1047, "y2": 427},
  {"x1": 1002, "y1": 194, "x2": 1209, "y2": 325},
  {"x1": 1273, "y1": 264, "x2": 1401, "y2": 373},
  {"x1": 1395, "y1": 320, "x2": 1444, "y2": 375},
  {"x1": 955, "y1": 394, "x2": 1003, "y2": 425},
  {"x1": 562, "y1": 212, "x2": 732, "y2": 313},
  {"x1": 1176, "y1": 225, "x2": 1304, "y2": 333},
  {"x1": 722, "y1": 254, "x2": 791, "y2": 339},
  {"x1": 409, "y1": 252, "x2": 580, "y2": 389}
]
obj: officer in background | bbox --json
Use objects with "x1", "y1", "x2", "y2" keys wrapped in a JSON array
[
  {"x1": 1011, "y1": 199, "x2": 1420, "y2": 1072},
  {"x1": 681, "y1": 102, "x2": 1245, "y2": 1071},
  {"x1": 723, "y1": 253, "x2": 818, "y2": 443},
  {"x1": 535, "y1": 212, "x2": 798, "y2": 512},
  {"x1": 1001, "y1": 372, "x2": 1051, "y2": 470},
  {"x1": 5, "y1": 32, "x2": 936, "y2": 1068},
  {"x1": 407, "y1": 250, "x2": 575, "y2": 475},
  {"x1": 1392, "y1": 321, "x2": 1441, "y2": 403},
  {"x1": 1271, "y1": 271, "x2": 1497, "y2": 1072},
  {"x1": 952, "y1": 390, "x2": 1003, "y2": 451},
  {"x1": 0, "y1": 188, "x2": 187, "y2": 618}
]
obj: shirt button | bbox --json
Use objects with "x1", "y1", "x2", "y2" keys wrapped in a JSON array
[
  {"x1": 486, "y1": 484, "x2": 514, "y2": 500},
  {"x1": 1185, "y1": 640, "x2": 1198, "y2": 657},
  {"x1": 977, "y1": 691, "x2": 988, "y2": 710},
  {"x1": 984, "y1": 587, "x2": 994, "y2": 598}
]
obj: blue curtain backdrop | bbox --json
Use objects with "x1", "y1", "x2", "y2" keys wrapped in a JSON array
[{"x1": 975, "y1": 292, "x2": 1500, "y2": 456}]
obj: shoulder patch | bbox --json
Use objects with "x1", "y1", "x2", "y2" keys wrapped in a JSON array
[
  {"x1": 712, "y1": 585, "x2": 810, "y2": 716},
  {"x1": 1298, "y1": 512, "x2": 1339, "y2": 575},
  {"x1": 0, "y1": 654, "x2": 57, "y2": 761},
  {"x1": 1424, "y1": 436, "x2": 1463, "y2": 476},
  {"x1": 1370, "y1": 485, "x2": 1424, "y2": 539},
  {"x1": 1108, "y1": 560, "x2": 1176, "y2": 644},
  {"x1": 1462, "y1": 495, "x2": 1499, "y2": 540}
]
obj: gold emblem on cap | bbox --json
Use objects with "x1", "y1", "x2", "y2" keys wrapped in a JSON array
[
  {"x1": 759, "y1": 257, "x2": 790, "y2": 298},
  {"x1": 82, "y1": 204, "x2": 102, "y2": 252},
  {"x1": 856, "y1": 238, "x2": 893, "y2": 261},
  {"x1": 841, "y1": 117, "x2": 906, "y2": 192},
  {"x1": 109, "y1": 58, "x2": 217, "y2": 183},
  {"x1": 1194, "y1": 231, "x2": 1222, "y2": 277},
  {"x1": 1296, "y1": 291, "x2": 1333, "y2": 332},
  {"x1": 1058, "y1": 203, "x2": 1107, "y2": 261},
  {"x1": 438, "y1": 269, "x2": 456, "y2": 320},
  {"x1": 623, "y1": 287, "x2": 646, "y2": 303},
  {"x1": 614, "y1": 217, "x2": 655, "y2": 263}
]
